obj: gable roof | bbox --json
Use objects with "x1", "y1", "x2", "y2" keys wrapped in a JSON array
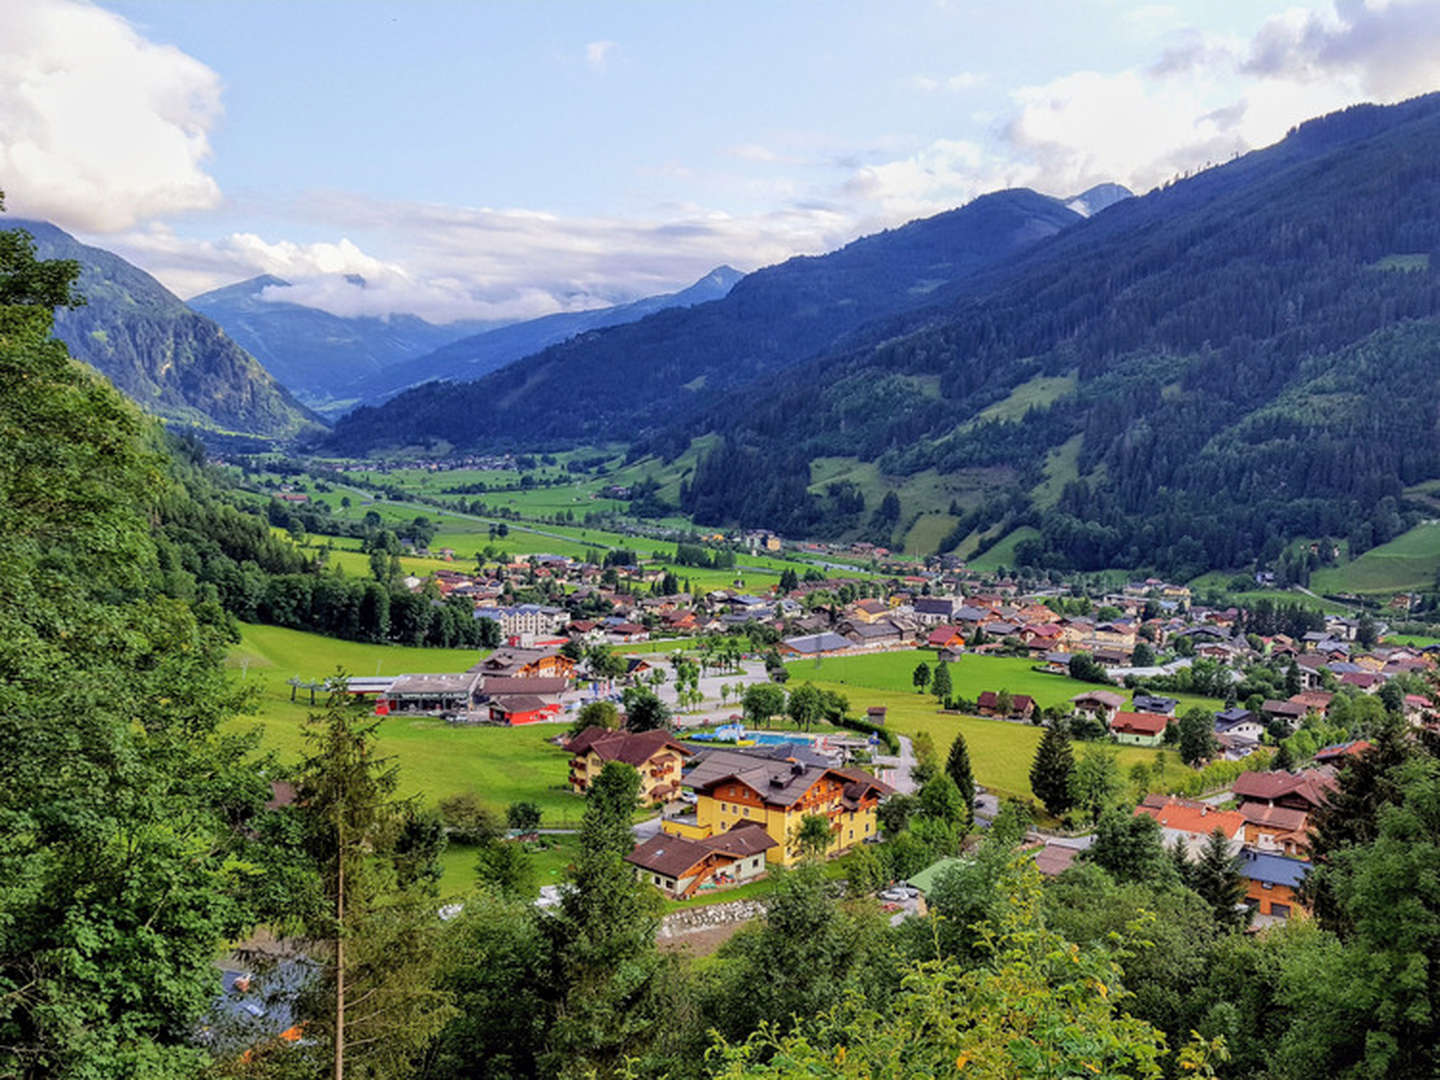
[
  {"x1": 566, "y1": 726, "x2": 693, "y2": 765},
  {"x1": 1071, "y1": 690, "x2": 1126, "y2": 708},
  {"x1": 1239, "y1": 850, "x2": 1310, "y2": 889},
  {"x1": 1232, "y1": 769, "x2": 1336, "y2": 807},
  {"x1": 1110, "y1": 710, "x2": 1170, "y2": 736}
]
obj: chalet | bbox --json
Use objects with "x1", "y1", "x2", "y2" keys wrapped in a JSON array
[
  {"x1": 625, "y1": 822, "x2": 777, "y2": 899},
  {"x1": 663, "y1": 753, "x2": 892, "y2": 866},
  {"x1": 1232, "y1": 769, "x2": 1336, "y2": 813},
  {"x1": 847, "y1": 598, "x2": 890, "y2": 624},
  {"x1": 1042, "y1": 651, "x2": 1072, "y2": 674},
  {"x1": 476, "y1": 647, "x2": 576, "y2": 680},
  {"x1": 1090, "y1": 648, "x2": 1130, "y2": 668},
  {"x1": 1240, "y1": 803, "x2": 1310, "y2": 857},
  {"x1": 1214, "y1": 708, "x2": 1263, "y2": 741},
  {"x1": 1404, "y1": 694, "x2": 1435, "y2": 723},
  {"x1": 1110, "y1": 710, "x2": 1171, "y2": 747},
  {"x1": 473, "y1": 604, "x2": 568, "y2": 639},
  {"x1": 1135, "y1": 796, "x2": 1244, "y2": 859},
  {"x1": 567, "y1": 727, "x2": 692, "y2": 802},
  {"x1": 1071, "y1": 690, "x2": 1126, "y2": 726},
  {"x1": 1020, "y1": 623, "x2": 1064, "y2": 651},
  {"x1": 1261, "y1": 700, "x2": 1307, "y2": 731},
  {"x1": 605, "y1": 622, "x2": 650, "y2": 644},
  {"x1": 977, "y1": 691, "x2": 1035, "y2": 720},
  {"x1": 1240, "y1": 850, "x2": 1310, "y2": 920}
]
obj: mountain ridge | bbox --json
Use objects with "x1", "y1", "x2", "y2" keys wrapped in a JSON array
[{"x1": 0, "y1": 219, "x2": 323, "y2": 440}]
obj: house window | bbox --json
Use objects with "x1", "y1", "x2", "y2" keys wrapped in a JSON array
[
  {"x1": 743, "y1": 807, "x2": 750, "y2": 817},
  {"x1": 1262, "y1": 881, "x2": 1272, "y2": 890},
  {"x1": 653, "y1": 874, "x2": 661, "y2": 884},
  {"x1": 848, "y1": 830, "x2": 854, "y2": 840}
]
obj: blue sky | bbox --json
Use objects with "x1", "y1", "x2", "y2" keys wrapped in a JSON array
[{"x1": 3, "y1": 1, "x2": 1439, "y2": 322}]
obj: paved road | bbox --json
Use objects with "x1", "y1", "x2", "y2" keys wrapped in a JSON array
[{"x1": 875, "y1": 734, "x2": 916, "y2": 794}]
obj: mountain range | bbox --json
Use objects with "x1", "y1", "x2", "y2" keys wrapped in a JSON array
[
  {"x1": 187, "y1": 275, "x2": 495, "y2": 417},
  {"x1": 0, "y1": 220, "x2": 321, "y2": 441},
  {"x1": 326, "y1": 184, "x2": 1118, "y2": 452},
  {"x1": 322, "y1": 94, "x2": 1440, "y2": 576}
]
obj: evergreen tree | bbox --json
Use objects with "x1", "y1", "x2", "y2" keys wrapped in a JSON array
[
  {"x1": 1029, "y1": 724, "x2": 1076, "y2": 818},
  {"x1": 930, "y1": 660, "x2": 953, "y2": 703},
  {"x1": 545, "y1": 762, "x2": 665, "y2": 1075},
  {"x1": 291, "y1": 679, "x2": 456, "y2": 1077},
  {"x1": 1285, "y1": 660, "x2": 1302, "y2": 697},
  {"x1": 912, "y1": 660, "x2": 931, "y2": 693},
  {"x1": 1189, "y1": 828, "x2": 1249, "y2": 931},
  {"x1": 1177, "y1": 707, "x2": 1218, "y2": 766},
  {"x1": 945, "y1": 733, "x2": 976, "y2": 827},
  {"x1": 1272, "y1": 740, "x2": 1295, "y2": 771}
]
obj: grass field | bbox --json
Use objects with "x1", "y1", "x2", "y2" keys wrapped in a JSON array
[
  {"x1": 1310, "y1": 523, "x2": 1440, "y2": 596},
  {"x1": 437, "y1": 836, "x2": 579, "y2": 898},
  {"x1": 967, "y1": 527, "x2": 1041, "y2": 572},
  {"x1": 227, "y1": 624, "x2": 587, "y2": 823},
  {"x1": 784, "y1": 649, "x2": 1202, "y2": 800}
]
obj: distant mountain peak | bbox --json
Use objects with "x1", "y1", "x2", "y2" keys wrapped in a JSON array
[{"x1": 1064, "y1": 182, "x2": 1134, "y2": 217}]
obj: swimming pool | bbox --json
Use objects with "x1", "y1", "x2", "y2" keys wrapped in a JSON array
[{"x1": 750, "y1": 733, "x2": 815, "y2": 746}]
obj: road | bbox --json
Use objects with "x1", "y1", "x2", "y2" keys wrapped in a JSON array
[{"x1": 875, "y1": 734, "x2": 916, "y2": 794}]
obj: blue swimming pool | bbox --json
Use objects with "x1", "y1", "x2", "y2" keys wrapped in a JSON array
[{"x1": 750, "y1": 733, "x2": 815, "y2": 746}]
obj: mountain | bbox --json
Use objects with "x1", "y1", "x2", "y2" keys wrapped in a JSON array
[
  {"x1": 325, "y1": 188, "x2": 1090, "y2": 453},
  {"x1": 0, "y1": 220, "x2": 322, "y2": 440},
  {"x1": 188, "y1": 275, "x2": 495, "y2": 417},
  {"x1": 345, "y1": 264, "x2": 745, "y2": 405},
  {"x1": 1064, "y1": 183, "x2": 1133, "y2": 217},
  {"x1": 665, "y1": 94, "x2": 1440, "y2": 575}
]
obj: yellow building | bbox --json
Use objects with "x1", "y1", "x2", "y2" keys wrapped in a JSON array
[
  {"x1": 565, "y1": 727, "x2": 692, "y2": 805},
  {"x1": 663, "y1": 756, "x2": 892, "y2": 866}
]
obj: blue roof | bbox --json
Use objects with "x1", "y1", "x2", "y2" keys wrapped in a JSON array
[
  {"x1": 783, "y1": 632, "x2": 852, "y2": 654},
  {"x1": 1240, "y1": 851, "x2": 1309, "y2": 889}
]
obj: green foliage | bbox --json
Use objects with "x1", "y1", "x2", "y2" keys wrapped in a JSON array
[
  {"x1": 945, "y1": 733, "x2": 976, "y2": 827},
  {"x1": 1029, "y1": 724, "x2": 1076, "y2": 818},
  {"x1": 1069, "y1": 746, "x2": 1125, "y2": 822},
  {"x1": 621, "y1": 686, "x2": 672, "y2": 732},
  {"x1": 911, "y1": 660, "x2": 930, "y2": 692},
  {"x1": 572, "y1": 699, "x2": 621, "y2": 736},
  {"x1": 507, "y1": 800, "x2": 543, "y2": 832},
  {"x1": 930, "y1": 659, "x2": 952, "y2": 701},
  {"x1": 917, "y1": 773, "x2": 966, "y2": 826},
  {"x1": 1189, "y1": 829, "x2": 1250, "y2": 932},
  {"x1": 742, "y1": 681, "x2": 787, "y2": 728},
  {"x1": 1085, "y1": 809, "x2": 1180, "y2": 887},
  {"x1": 1178, "y1": 706, "x2": 1219, "y2": 766}
]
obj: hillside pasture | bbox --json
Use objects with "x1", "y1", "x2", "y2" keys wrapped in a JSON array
[{"x1": 1311, "y1": 522, "x2": 1440, "y2": 595}]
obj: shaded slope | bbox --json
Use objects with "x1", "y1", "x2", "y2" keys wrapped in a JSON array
[
  {"x1": 324, "y1": 189, "x2": 1088, "y2": 452},
  {"x1": 0, "y1": 221, "x2": 322, "y2": 439}
]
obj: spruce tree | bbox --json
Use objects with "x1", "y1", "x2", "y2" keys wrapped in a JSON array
[
  {"x1": 931, "y1": 660, "x2": 953, "y2": 703},
  {"x1": 1190, "y1": 828, "x2": 1249, "y2": 931},
  {"x1": 1029, "y1": 723, "x2": 1076, "y2": 818},
  {"x1": 945, "y1": 734, "x2": 976, "y2": 827}
]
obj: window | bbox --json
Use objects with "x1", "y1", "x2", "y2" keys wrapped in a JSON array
[
  {"x1": 1262, "y1": 881, "x2": 1272, "y2": 890},
  {"x1": 743, "y1": 807, "x2": 750, "y2": 817},
  {"x1": 848, "y1": 829, "x2": 854, "y2": 840},
  {"x1": 653, "y1": 874, "x2": 661, "y2": 884}
]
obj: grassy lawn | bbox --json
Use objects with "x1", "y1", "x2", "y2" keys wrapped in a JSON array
[
  {"x1": 786, "y1": 650, "x2": 1094, "y2": 709},
  {"x1": 1384, "y1": 633, "x2": 1440, "y2": 647},
  {"x1": 227, "y1": 623, "x2": 586, "y2": 823},
  {"x1": 437, "y1": 836, "x2": 579, "y2": 899},
  {"x1": 968, "y1": 527, "x2": 1041, "y2": 572}
]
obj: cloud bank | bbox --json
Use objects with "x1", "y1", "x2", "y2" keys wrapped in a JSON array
[{"x1": 0, "y1": 0, "x2": 222, "y2": 231}]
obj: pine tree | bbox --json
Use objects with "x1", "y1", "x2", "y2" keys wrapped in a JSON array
[
  {"x1": 945, "y1": 734, "x2": 976, "y2": 827},
  {"x1": 292, "y1": 678, "x2": 456, "y2": 1078},
  {"x1": 1189, "y1": 828, "x2": 1249, "y2": 931},
  {"x1": 1285, "y1": 660, "x2": 1302, "y2": 697},
  {"x1": 1029, "y1": 724, "x2": 1076, "y2": 818},
  {"x1": 931, "y1": 660, "x2": 953, "y2": 703},
  {"x1": 1272, "y1": 740, "x2": 1295, "y2": 771}
]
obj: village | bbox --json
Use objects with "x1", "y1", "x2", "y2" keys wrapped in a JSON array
[{"x1": 330, "y1": 547, "x2": 1438, "y2": 933}]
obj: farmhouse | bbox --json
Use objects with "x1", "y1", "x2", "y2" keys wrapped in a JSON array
[
  {"x1": 1071, "y1": 690, "x2": 1126, "y2": 726},
  {"x1": 476, "y1": 647, "x2": 576, "y2": 680},
  {"x1": 976, "y1": 691, "x2": 1035, "y2": 720},
  {"x1": 1232, "y1": 769, "x2": 1336, "y2": 813}
]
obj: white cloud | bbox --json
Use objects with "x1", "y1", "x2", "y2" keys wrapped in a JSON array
[
  {"x1": 103, "y1": 196, "x2": 858, "y2": 324},
  {"x1": 0, "y1": 0, "x2": 222, "y2": 232},
  {"x1": 909, "y1": 72, "x2": 988, "y2": 92},
  {"x1": 585, "y1": 40, "x2": 617, "y2": 71}
]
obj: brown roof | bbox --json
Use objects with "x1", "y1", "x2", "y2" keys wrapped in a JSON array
[
  {"x1": 1239, "y1": 803, "x2": 1309, "y2": 832},
  {"x1": 695, "y1": 760, "x2": 892, "y2": 810},
  {"x1": 478, "y1": 676, "x2": 569, "y2": 697},
  {"x1": 566, "y1": 726, "x2": 693, "y2": 766},
  {"x1": 489, "y1": 694, "x2": 550, "y2": 714},
  {"x1": 699, "y1": 821, "x2": 777, "y2": 858},
  {"x1": 1072, "y1": 690, "x2": 1126, "y2": 708},
  {"x1": 624, "y1": 834, "x2": 714, "y2": 879},
  {"x1": 1263, "y1": 700, "x2": 1307, "y2": 717},
  {"x1": 1032, "y1": 842, "x2": 1078, "y2": 877},
  {"x1": 1110, "y1": 710, "x2": 1170, "y2": 736},
  {"x1": 1232, "y1": 769, "x2": 1336, "y2": 807}
]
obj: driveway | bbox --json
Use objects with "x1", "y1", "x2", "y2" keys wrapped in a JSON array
[{"x1": 874, "y1": 734, "x2": 916, "y2": 794}]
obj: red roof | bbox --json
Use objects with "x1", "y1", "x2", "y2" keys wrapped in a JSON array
[
  {"x1": 1110, "y1": 710, "x2": 1170, "y2": 736},
  {"x1": 1135, "y1": 797, "x2": 1244, "y2": 837},
  {"x1": 927, "y1": 625, "x2": 962, "y2": 646},
  {"x1": 1232, "y1": 769, "x2": 1336, "y2": 807}
]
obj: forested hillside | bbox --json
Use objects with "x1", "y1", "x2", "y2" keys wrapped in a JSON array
[
  {"x1": 346, "y1": 264, "x2": 745, "y2": 406},
  {"x1": 0, "y1": 221, "x2": 322, "y2": 439},
  {"x1": 672, "y1": 95, "x2": 1440, "y2": 575},
  {"x1": 324, "y1": 188, "x2": 1089, "y2": 452}
]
